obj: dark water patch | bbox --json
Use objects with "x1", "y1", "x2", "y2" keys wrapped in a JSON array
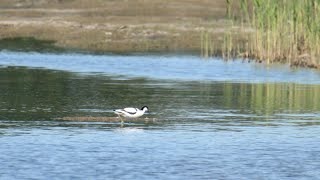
[{"x1": 0, "y1": 37, "x2": 64, "y2": 53}]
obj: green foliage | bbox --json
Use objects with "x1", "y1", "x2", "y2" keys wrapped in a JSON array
[{"x1": 224, "y1": 0, "x2": 320, "y2": 68}]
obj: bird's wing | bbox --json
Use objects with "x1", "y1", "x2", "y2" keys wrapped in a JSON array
[{"x1": 123, "y1": 107, "x2": 138, "y2": 114}]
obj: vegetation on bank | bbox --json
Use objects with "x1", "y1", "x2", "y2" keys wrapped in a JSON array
[{"x1": 221, "y1": 0, "x2": 320, "y2": 68}]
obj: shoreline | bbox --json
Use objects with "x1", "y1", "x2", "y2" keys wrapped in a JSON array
[{"x1": 0, "y1": 0, "x2": 319, "y2": 69}]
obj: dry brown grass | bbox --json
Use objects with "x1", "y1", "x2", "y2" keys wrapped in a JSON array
[{"x1": 0, "y1": 0, "x2": 230, "y2": 53}]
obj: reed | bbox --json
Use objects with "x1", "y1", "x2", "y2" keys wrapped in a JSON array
[
  {"x1": 201, "y1": 30, "x2": 215, "y2": 58},
  {"x1": 223, "y1": 0, "x2": 320, "y2": 68}
]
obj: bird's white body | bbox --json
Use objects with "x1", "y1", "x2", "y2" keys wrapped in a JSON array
[{"x1": 114, "y1": 106, "x2": 148, "y2": 118}]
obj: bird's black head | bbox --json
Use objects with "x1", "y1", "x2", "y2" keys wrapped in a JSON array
[{"x1": 141, "y1": 106, "x2": 149, "y2": 111}]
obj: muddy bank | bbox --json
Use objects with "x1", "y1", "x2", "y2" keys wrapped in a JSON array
[{"x1": 0, "y1": 0, "x2": 230, "y2": 53}]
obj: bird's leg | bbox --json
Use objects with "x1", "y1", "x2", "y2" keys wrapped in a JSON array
[
  {"x1": 116, "y1": 114, "x2": 124, "y2": 125},
  {"x1": 120, "y1": 120, "x2": 124, "y2": 127},
  {"x1": 120, "y1": 116, "x2": 124, "y2": 126}
]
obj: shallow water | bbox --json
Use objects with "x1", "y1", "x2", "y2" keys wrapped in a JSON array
[{"x1": 0, "y1": 52, "x2": 320, "y2": 179}]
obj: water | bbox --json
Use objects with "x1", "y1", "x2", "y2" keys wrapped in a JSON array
[{"x1": 0, "y1": 52, "x2": 320, "y2": 179}]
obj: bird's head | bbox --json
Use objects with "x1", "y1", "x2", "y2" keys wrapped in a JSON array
[{"x1": 141, "y1": 106, "x2": 149, "y2": 112}]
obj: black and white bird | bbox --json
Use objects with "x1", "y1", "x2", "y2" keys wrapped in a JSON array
[{"x1": 114, "y1": 106, "x2": 149, "y2": 118}]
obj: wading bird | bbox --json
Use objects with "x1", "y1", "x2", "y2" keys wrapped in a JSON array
[{"x1": 114, "y1": 106, "x2": 149, "y2": 123}]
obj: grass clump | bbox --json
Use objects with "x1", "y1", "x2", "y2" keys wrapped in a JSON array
[{"x1": 224, "y1": 0, "x2": 320, "y2": 68}]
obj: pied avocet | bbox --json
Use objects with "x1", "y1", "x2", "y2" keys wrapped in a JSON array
[{"x1": 114, "y1": 106, "x2": 149, "y2": 119}]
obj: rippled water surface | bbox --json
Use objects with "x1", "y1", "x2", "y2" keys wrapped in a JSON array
[{"x1": 0, "y1": 52, "x2": 320, "y2": 179}]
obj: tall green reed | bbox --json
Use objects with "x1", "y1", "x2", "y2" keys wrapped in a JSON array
[{"x1": 217, "y1": 0, "x2": 320, "y2": 68}]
